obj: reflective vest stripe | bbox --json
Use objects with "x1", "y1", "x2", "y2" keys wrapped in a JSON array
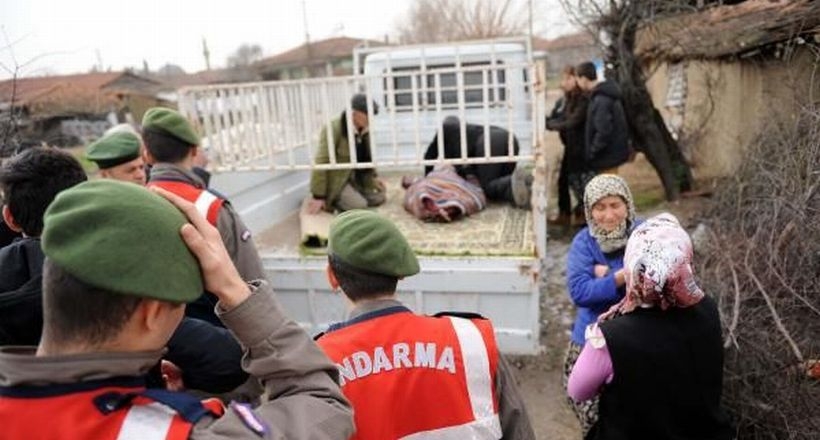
[
  {"x1": 448, "y1": 317, "x2": 498, "y2": 423},
  {"x1": 194, "y1": 191, "x2": 218, "y2": 222},
  {"x1": 147, "y1": 180, "x2": 223, "y2": 226},
  {"x1": 400, "y1": 415, "x2": 502, "y2": 440},
  {"x1": 116, "y1": 402, "x2": 176, "y2": 440}
]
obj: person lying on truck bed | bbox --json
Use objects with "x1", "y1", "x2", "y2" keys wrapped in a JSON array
[
  {"x1": 424, "y1": 116, "x2": 532, "y2": 209},
  {"x1": 308, "y1": 93, "x2": 386, "y2": 214},
  {"x1": 315, "y1": 209, "x2": 535, "y2": 440}
]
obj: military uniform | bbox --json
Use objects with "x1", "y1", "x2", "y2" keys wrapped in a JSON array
[
  {"x1": 0, "y1": 180, "x2": 354, "y2": 439},
  {"x1": 0, "y1": 282, "x2": 353, "y2": 439},
  {"x1": 318, "y1": 299, "x2": 535, "y2": 440},
  {"x1": 147, "y1": 163, "x2": 264, "y2": 283},
  {"x1": 316, "y1": 210, "x2": 535, "y2": 440},
  {"x1": 140, "y1": 108, "x2": 266, "y2": 325}
]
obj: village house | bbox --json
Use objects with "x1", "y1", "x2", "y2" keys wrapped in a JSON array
[
  {"x1": 255, "y1": 36, "x2": 385, "y2": 80},
  {"x1": 637, "y1": 0, "x2": 820, "y2": 178},
  {"x1": 0, "y1": 71, "x2": 167, "y2": 147}
]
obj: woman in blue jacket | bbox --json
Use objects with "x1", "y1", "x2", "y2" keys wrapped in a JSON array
[{"x1": 563, "y1": 174, "x2": 639, "y2": 436}]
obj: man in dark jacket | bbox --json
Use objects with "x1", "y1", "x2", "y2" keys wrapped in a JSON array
[
  {"x1": 424, "y1": 116, "x2": 531, "y2": 208},
  {"x1": 575, "y1": 62, "x2": 630, "y2": 175},
  {"x1": 546, "y1": 66, "x2": 594, "y2": 226},
  {"x1": 0, "y1": 148, "x2": 87, "y2": 345}
]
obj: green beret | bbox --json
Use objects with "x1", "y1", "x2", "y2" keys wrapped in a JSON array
[
  {"x1": 42, "y1": 180, "x2": 203, "y2": 303},
  {"x1": 86, "y1": 131, "x2": 142, "y2": 169},
  {"x1": 142, "y1": 107, "x2": 200, "y2": 145},
  {"x1": 329, "y1": 210, "x2": 419, "y2": 277}
]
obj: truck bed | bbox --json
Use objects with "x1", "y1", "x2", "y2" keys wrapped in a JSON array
[{"x1": 254, "y1": 174, "x2": 535, "y2": 258}]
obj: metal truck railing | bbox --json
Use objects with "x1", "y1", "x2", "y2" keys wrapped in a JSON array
[{"x1": 177, "y1": 62, "x2": 542, "y2": 173}]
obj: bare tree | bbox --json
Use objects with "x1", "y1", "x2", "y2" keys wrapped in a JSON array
[
  {"x1": 558, "y1": 0, "x2": 717, "y2": 200},
  {"x1": 0, "y1": 31, "x2": 43, "y2": 155},
  {"x1": 397, "y1": 0, "x2": 529, "y2": 44},
  {"x1": 226, "y1": 43, "x2": 263, "y2": 68}
]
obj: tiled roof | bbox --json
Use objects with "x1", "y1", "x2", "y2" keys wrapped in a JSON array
[
  {"x1": 637, "y1": 0, "x2": 820, "y2": 61},
  {"x1": 0, "y1": 72, "x2": 122, "y2": 106},
  {"x1": 256, "y1": 36, "x2": 384, "y2": 69},
  {"x1": 0, "y1": 71, "x2": 161, "y2": 115}
]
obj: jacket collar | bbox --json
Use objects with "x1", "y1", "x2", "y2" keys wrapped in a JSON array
[
  {"x1": 149, "y1": 163, "x2": 206, "y2": 189},
  {"x1": 326, "y1": 299, "x2": 411, "y2": 333},
  {"x1": 0, "y1": 346, "x2": 163, "y2": 387}
]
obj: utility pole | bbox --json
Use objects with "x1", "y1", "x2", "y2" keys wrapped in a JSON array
[
  {"x1": 202, "y1": 37, "x2": 211, "y2": 71},
  {"x1": 95, "y1": 49, "x2": 103, "y2": 72},
  {"x1": 302, "y1": 0, "x2": 311, "y2": 45},
  {"x1": 302, "y1": 0, "x2": 313, "y2": 73},
  {"x1": 528, "y1": 0, "x2": 533, "y2": 41}
]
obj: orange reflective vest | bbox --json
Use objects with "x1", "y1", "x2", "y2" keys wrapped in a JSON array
[
  {"x1": 147, "y1": 180, "x2": 224, "y2": 226},
  {"x1": 0, "y1": 377, "x2": 224, "y2": 440},
  {"x1": 317, "y1": 306, "x2": 502, "y2": 440}
]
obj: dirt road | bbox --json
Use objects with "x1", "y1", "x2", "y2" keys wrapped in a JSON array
[{"x1": 508, "y1": 236, "x2": 581, "y2": 440}]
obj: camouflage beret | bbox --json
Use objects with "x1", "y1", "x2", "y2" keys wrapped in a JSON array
[
  {"x1": 42, "y1": 180, "x2": 203, "y2": 302},
  {"x1": 85, "y1": 131, "x2": 142, "y2": 169},
  {"x1": 142, "y1": 107, "x2": 200, "y2": 146},
  {"x1": 329, "y1": 210, "x2": 419, "y2": 278}
]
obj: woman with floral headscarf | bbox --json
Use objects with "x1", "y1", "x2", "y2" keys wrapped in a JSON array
[
  {"x1": 563, "y1": 174, "x2": 640, "y2": 435},
  {"x1": 567, "y1": 213, "x2": 733, "y2": 440}
]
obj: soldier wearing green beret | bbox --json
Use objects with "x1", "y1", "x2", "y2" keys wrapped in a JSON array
[
  {"x1": 85, "y1": 127, "x2": 147, "y2": 185},
  {"x1": 0, "y1": 180, "x2": 354, "y2": 439},
  {"x1": 141, "y1": 107, "x2": 265, "y2": 326},
  {"x1": 315, "y1": 210, "x2": 535, "y2": 440},
  {"x1": 306, "y1": 94, "x2": 386, "y2": 214}
]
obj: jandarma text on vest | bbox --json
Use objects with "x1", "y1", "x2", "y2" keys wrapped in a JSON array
[{"x1": 338, "y1": 342, "x2": 456, "y2": 385}]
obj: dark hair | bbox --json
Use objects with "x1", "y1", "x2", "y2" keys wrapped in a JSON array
[
  {"x1": 575, "y1": 61, "x2": 598, "y2": 81},
  {"x1": 0, "y1": 147, "x2": 87, "y2": 236},
  {"x1": 562, "y1": 65, "x2": 576, "y2": 76},
  {"x1": 328, "y1": 253, "x2": 398, "y2": 301},
  {"x1": 142, "y1": 128, "x2": 194, "y2": 163},
  {"x1": 41, "y1": 259, "x2": 143, "y2": 347}
]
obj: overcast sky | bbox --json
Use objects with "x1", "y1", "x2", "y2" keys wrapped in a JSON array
[{"x1": 0, "y1": 0, "x2": 575, "y2": 79}]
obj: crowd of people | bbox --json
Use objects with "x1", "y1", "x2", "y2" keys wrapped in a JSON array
[{"x1": 0, "y1": 67, "x2": 733, "y2": 439}]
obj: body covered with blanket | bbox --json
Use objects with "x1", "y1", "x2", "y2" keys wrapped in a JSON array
[{"x1": 402, "y1": 164, "x2": 486, "y2": 222}]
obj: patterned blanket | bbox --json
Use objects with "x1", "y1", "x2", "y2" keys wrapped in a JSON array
[{"x1": 402, "y1": 165, "x2": 486, "y2": 222}]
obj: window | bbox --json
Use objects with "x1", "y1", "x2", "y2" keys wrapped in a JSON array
[{"x1": 385, "y1": 61, "x2": 507, "y2": 110}]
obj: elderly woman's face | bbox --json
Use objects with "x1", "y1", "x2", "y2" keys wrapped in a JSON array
[{"x1": 591, "y1": 195, "x2": 628, "y2": 232}]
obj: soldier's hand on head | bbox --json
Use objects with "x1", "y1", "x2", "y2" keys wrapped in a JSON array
[{"x1": 151, "y1": 187, "x2": 250, "y2": 309}]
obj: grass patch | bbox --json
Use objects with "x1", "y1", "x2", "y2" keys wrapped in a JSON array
[
  {"x1": 65, "y1": 146, "x2": 98, "y2": 175},
  {"x1": 631, "y1": 187, "x2": 664, "y2": 210}
]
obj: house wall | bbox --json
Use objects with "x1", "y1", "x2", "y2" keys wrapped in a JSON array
[{"x1": 644, "y1": 48, "x2": 818, "y2": 179}]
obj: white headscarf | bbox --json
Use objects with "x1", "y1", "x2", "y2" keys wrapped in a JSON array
[{"x1": 583, "y1": 174, "x2": 636, "y2": 253}]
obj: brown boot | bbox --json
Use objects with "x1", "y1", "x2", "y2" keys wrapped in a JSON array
[{"x1": 548, "y1": 213, "x2": 571, "y2": 226}]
